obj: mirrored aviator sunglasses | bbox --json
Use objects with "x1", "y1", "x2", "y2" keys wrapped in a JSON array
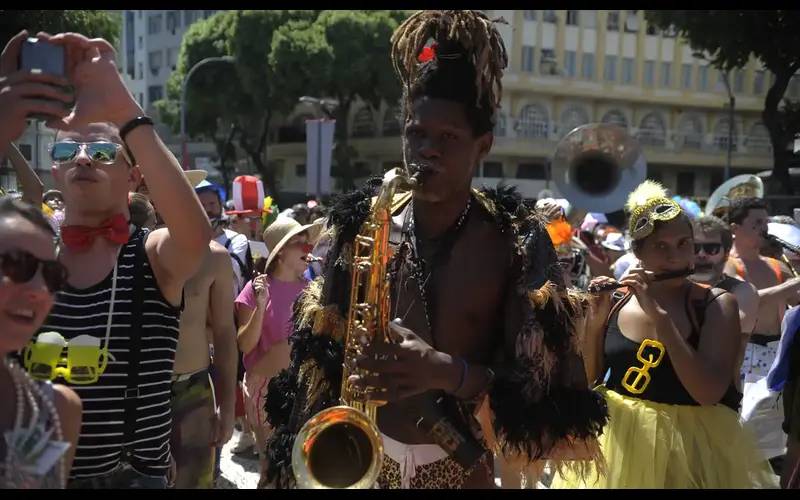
[
  {"x1": 50, "y1": 141, "x2": 130, "y2": 165},
  {"x1": 1, "y1": 250, "x2": 69, "y2": 293}
]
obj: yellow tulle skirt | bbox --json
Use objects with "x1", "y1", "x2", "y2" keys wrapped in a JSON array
[{"x1": 551, "y1": 387, "x2": 779, "y2": 489}]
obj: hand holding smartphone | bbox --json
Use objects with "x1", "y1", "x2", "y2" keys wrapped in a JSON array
[{"x1": 18, "y1": 37, "x2": 73, "y2": 121}]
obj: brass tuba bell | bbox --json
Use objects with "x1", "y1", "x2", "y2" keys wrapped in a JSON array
[{"x1": 551, "y1": 123, "x2": 647, "y2": 214}]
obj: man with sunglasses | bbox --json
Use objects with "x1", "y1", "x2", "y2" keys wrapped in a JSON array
[
  {"x1": 691, "y1": 215, "x2": 759, "y2": 395},
  {"x1": 2, "y1": 29, "x2": 212, "y2": 488}
]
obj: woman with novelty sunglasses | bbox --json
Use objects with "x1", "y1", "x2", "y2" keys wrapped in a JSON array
[
  {"x1": 551, "y1": 181, "x2": 776, "y2": 488},
  {"x1": 0, "y1": 197, "x2": 82, "y2": 488},
  {"x1": 234, "y1": 216, "x2": 321, "y2": 487}
]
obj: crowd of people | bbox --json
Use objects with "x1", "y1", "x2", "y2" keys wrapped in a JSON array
[{"x1": 1, "y1": 10, "x2": 799, "y2": 490}]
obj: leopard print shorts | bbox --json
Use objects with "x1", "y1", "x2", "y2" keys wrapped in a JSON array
[{"x1": 376, "y1": 453, "x2": 491, "y2": 489}]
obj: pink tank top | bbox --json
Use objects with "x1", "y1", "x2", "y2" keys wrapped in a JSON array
[{"x1": 235, "y1": 276, "x2": 308, "y2": 371}]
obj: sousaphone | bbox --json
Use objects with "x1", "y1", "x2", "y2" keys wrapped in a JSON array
[
  {"x1": 704, "y1": 174, "x2": 764, "y2": 218},
  {"x1": 552, "y1": 123, "x2": 647, "y2": 214}
]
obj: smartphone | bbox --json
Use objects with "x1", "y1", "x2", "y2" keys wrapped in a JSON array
[{"x1": 19, "y1": 37, "x2": 71, "y2": 121}]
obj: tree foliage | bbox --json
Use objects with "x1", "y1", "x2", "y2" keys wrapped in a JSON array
[
  {"x1": 0, "y1": 10, "x2": 120, "y2": 47},
  {"x1": 646, "y1": 10, "x2": 800, "y2": 194},
  {"x1": 270, "y1": 10, "x2": 404, "y2": 190}
]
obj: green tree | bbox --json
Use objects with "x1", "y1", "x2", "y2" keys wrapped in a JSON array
[
  {"x1": 157, "y1": 10, "x2": 317, "y2": 202},
  {"x1": 646, "y1": 10, "x2": 800, "y2": 195},
  {"x1": 270, "y1": 10, "x2": 405, "y2": 191},
  {"x1": 0, "y1": 10, "x2": 120, "y2": 47}
]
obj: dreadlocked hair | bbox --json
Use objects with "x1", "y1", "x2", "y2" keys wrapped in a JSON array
[{"x1": 390, "y1": 10, "x2": 509, "y2": 136}]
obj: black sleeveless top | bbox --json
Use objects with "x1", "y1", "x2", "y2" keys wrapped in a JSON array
[{"x1": 603, "y1": 286, "x2": 742, "y2": 412}]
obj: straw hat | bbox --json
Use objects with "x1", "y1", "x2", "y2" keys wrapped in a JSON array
[
  {"x1": 184, "y1": 170, "x2": 207, "y2": 187},
  {"x1": 264, "y1": 216, "x2": 323, "y2": 272}
]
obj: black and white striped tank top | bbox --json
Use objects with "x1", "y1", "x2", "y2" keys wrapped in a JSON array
[{"x1": 40, "y1": 228, "x2": 180, "y2": 479}]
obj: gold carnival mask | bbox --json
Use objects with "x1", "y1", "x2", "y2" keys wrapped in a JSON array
[{"x1": 628, "y1": 197, "x2": 682, "y2": 241}]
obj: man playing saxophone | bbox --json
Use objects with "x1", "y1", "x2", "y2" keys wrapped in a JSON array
[{"x1": 262, "y1": 10, "x2": 607, "y2": 489}]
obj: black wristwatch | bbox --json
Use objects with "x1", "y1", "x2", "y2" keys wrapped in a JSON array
[{"x1": 119, "y1": 116, "x2": 155, "y2": 143}]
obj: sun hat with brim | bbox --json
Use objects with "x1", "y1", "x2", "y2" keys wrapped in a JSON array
[
  {"x1": 184, "y1": 170, "x2": 207, "y2": 188},
  {"x1": 601, "y1": 232, "x2": 630, "y2": 252},
  {"x1": 264, "y1": 216, "x2": 324, "y2": 272}
]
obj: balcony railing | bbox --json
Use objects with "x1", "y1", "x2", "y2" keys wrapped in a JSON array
[{"x1": 493, "y1": 118, "x2": 773, "y2": 156}]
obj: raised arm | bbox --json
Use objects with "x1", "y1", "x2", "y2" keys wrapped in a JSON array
[{"x1": 5, "y1": 142, "x2": 43, "y2": 205}]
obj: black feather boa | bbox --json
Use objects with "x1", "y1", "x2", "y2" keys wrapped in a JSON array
[{"x1": 490, "y1": 358, "x2": 609, "y2": 459}]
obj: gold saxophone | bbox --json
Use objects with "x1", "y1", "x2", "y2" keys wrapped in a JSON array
[{"x1": 291, "y1": 166, "x2": 420, "y2": 489}]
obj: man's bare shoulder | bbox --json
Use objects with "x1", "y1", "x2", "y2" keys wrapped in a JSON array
[{"x1": 209, "y1": 239, "x2": 234, "y2": 271}]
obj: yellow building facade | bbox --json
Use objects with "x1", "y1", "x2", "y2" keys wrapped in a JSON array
[{"x1": 267, "y1": 10, "x2": 784, "y2": 204}]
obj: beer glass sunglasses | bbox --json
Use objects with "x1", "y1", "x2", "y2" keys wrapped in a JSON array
[{"x1": 50, "y1": 141, "x2": 132, "y2": 166}]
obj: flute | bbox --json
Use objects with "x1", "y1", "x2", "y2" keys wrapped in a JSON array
[{"x1": 587, "y1": 268, "x2": 692, "y2": 293}]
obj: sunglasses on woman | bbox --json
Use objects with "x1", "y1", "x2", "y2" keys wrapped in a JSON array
[
  {"x1": 50, "y1": 141, "x2": 133, "y2": 165},
  {"x1": 1, "y1": 250, "x2": 68, "y2": 293},
  {"x1": 694, "y1": 243, "x2": 722, "y2": 256}
]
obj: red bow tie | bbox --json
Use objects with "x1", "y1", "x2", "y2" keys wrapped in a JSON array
[{"x1": 60, "y1": 214, "x2": 130, "y2": 252}]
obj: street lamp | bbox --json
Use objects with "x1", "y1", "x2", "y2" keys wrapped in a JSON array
[
  {"x1": 180, "y1": 55, "x2": 236, "y2": 169},
  {"x1": 298, "y1": 96, "x2": 339, "y2": 199},
  {"x1": 720, "y1": 70, "x2": 736, "y2": 182}
]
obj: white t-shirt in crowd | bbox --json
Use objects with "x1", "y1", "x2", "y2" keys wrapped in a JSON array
[{"x1": 215, "y1": 228, "x2": 249, "y2": 295}]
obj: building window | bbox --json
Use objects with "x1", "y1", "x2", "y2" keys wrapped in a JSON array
[
  {"x1": 184, "y1": 11, "x2": 195, "y2": 25},
  {"x1": 676, "y1": 172, "x2": 695, "y2": 196},
  {"x1": 138, "y1": 10, "x2": 142, "y2": 19},
  {"x1": 521, "y1": 45, "x2": 535, "y2": 73},
  {"x1": 516, "y1": 104, "x2": 550, "y2": 139},
  {"x1": 660, "y1": 62, "x2": 672, "y2": 88},
  {"x1": 137, "y1": 36, "x2": 143, "y2": 50},
  {"x1": 166, "y1": 11, "x2": 179, "y2": 34},
  {"x1": 540, "y1": 49, "x2": 557, "y2": 75},
  {"x1": 681, "y1": 64, "x2": 692, "y2": 89},
  {"x1": 148, "y1": 13, "x2": 162, "y2": 35},
  {"x1": 295, "y1": 164, "x2": 306, "y2": 177},
  {"x1": 677, "y1": 114, "x2": 703, "y2": 149},
  {"x1": 733, "y1": 70, "x2": 744, "y2": 93},
  {"x1": 582, "y1": 11, "x2": 597, "y2": 29},
  {"x1": 643, "y1": 60, "x2": 655, "y2": 86},
  {"x1": 559, "y1": 106, "x2": 590, "y2": 137},
  {"x1": 523, "y1": 10, "x2": 536, "y2": 21},
  {"x1": 167, "y1": 47, "x2": 178, "y2": 71},
  {"x1": 581, "y1": 53, "x2": 595, "y2": 80},
  {"x1": 137, "y1": 62, "x2": 143, "y2": 80},
  {"x1": 517, "y1": 163, "x2": 547, "y2": 180},
  {"x1": 604, "y1": 55, "x2": 617, "y2": 82},
  {"x1": 637, "y1": 112, "x2": 666, "y2": 146},
  {"x1": 564, "y1": 50, "x2": 577, "y2": 78},
  {"x1": 494, "y1": 112, "x2": 507, "y2": 137},
  {"x1": 602, "y1": 109, "x2": 628, "y2": 129},
  {"x1": 382, "y1": 106, "x2": 401, "y2": 136},
  {"x1": 543, "y1": 10, "x2": 557, "y2": 23},
  {"x1": 147, "y1": 85, "x2": 163, "y2": 103},
  {"x1": 566, "y1": 10, "x2": 580, "y2": 26},
  {"x1": 483, "y1": 162, "x2": 503, "y2": 178},
  {"x1": 607, "y1": 11, "x2": 620, "y2": 31},
  {"x1": 754, "y1": 70, "x2": 765, "y2": 94},
  {"x1": 352, "y1": 107, "x2": 375, "y2": 138},
  {"x1": 148, "y1": 50, "x2": 163, "y2": 76},
  {"x1": 746, "y1": 122, "x2": 772, "y2": 153},
  {"x1": 17, "y1": 143, "x2": 32, "y2": 161},
  {"x1": 624, "y1": 10, "x2": 639, "y2": 33},
  {"x1": 698, "y1": 66, "x2": 709, "y2": 91},
  {"x1": 713, "y1": 117, "x2": 738, "y2": 152},
  {"x1": 621, "y1": 57, "x2": 635, "y2": 84}
]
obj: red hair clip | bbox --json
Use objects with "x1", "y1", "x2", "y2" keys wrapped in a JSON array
[{"x1": 418, "y1": 42, "x2": 438, "y2": 63}]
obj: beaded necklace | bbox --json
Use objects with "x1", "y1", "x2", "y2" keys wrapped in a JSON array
[
  {"x1": 400, "y1": 195, "x2": 473, "y2": 344},
  {"x1": 2, "y1": 356, "x2": 66, "y2": 489}
]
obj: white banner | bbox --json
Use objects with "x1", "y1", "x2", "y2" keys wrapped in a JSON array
[{"x1": 306, "y1": 119, "x2": 336, "y2": 196}]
